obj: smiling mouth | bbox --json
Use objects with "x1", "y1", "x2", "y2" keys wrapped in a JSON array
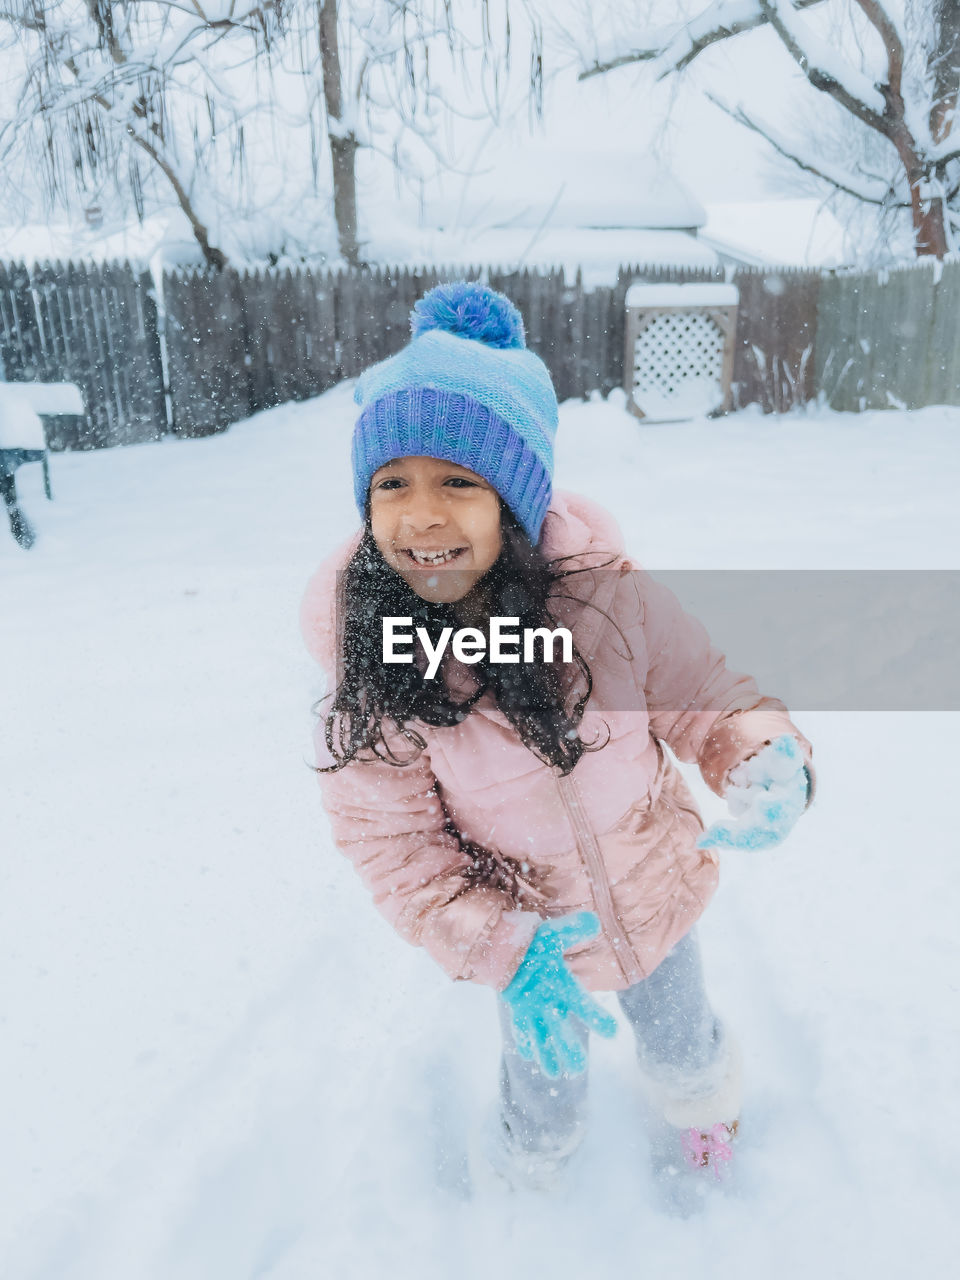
[{"x1": 403, "y1": 547, "x2": 467, "y2": 566}]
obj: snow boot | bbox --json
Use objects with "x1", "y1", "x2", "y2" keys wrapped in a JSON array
[
  {"x1": 480, "y1": 1109, "x2": 585, "y2": 1193},
  {"x1": 647, "y1": 1116, "x2": 739, "y2": 1217},
  {"x1": 641, "y1": 1036, "x2": 743, "y2": 1214}
]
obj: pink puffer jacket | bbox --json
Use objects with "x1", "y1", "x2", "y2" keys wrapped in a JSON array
[{"x1": 301, "y1": 491, "x2": 814, "y2": 993}]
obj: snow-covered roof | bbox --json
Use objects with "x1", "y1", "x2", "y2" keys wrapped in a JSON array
[
  {"x1": 0, "y1": 213, "x2": 196, "y2": 269},
  {"x1": 430, "y1": 146, "x2": 706, "y2": 233},
  {"x1": 364, "y1": 223, "x2": 719, "y2": 287},
  {"x1": 700, "y1": 200, "x2": 847, "y2": 268}
]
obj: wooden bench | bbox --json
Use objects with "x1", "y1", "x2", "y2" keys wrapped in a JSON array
[{"x1": 0, "y1": 382, "x2": 84, "y2": 548}]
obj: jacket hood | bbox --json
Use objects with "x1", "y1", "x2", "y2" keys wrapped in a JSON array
[
  {"x1": 299, "y1": 489, "x2": 627, "y2": 675},
  {"x1": 538, "y1": 490, "x2": 624, "y2": 564}
]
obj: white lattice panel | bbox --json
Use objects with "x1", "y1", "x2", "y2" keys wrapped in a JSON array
[{"x1": 631, "y1": 311, "x2": 726, "y2": 420}]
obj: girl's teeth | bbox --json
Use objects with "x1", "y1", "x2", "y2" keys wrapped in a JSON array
[{"x1": 410, "y1": 549, "x2": 461, "y2": 564}]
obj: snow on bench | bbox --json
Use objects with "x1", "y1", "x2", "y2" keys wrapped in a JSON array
[{"x1": 0, "y1": 381, "x2": 84, "y2": 449}]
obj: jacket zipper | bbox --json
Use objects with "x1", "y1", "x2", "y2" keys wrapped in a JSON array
[{"x1": 555, "y1": 772, "x2": 646, "y2": 986}]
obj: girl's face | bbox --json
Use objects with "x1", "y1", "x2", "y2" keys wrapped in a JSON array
[{"x1": 369, "y1": 456, "x2": 503, "y2": 603}]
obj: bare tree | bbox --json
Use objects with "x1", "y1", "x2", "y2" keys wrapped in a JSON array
[
  {"x1": 571, "y1": 0, "x2": 960, "y2": 258},
  {"x1": 0, "y1": 1, "x2": 500, "y2": 268},
  {"x1": 0, "y1": 2, "x2": 289, "y2": 268}
]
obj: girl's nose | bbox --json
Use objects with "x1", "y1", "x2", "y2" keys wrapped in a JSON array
[{"x1": 400, "y1": 493, "x2": 446, "y2": 533}]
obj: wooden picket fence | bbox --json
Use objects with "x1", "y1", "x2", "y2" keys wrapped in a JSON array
[
  {"x1": 161, "y1": 261, "x2": 823, "y2": 434},
  {"x1": 815, "y1": 258, "x2": 960, "y2": 410},
  {"x1": 1, "y1": 255, "x2": 958, "y2": 448},
  {"x1": 0, "y1": 260, "x2": 165, "y2": 448}
]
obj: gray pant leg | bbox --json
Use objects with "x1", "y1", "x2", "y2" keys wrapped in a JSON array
[
  {"x1": 616, "y1": 929, "x2": 728, "y2": 1096},
  {"x1": 495, "y1": 930, "x2": 731, "y2": 1149},
  {"x1": 496, "y1": 997, "x2": 589, "y2": 1152}
]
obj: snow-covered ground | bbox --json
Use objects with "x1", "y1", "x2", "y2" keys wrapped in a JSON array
[{"x1": 2, "y1": 388, "x2": 958, "y2": 1278}]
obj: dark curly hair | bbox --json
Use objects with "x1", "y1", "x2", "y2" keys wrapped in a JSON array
[{"x1": 317, "y1": 506, "x2": 613, "y2": 775}]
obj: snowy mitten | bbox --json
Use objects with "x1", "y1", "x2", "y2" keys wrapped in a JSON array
[
  {"x1": 501, "y1": 912, "x2": 618, "y2": 1079},
  {"x1": 698, "y1": 735, "x2": 811, "y2": 852}
]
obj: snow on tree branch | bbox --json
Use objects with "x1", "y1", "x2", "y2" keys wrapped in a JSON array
[
  {"x1": 577, "y1": 0, "x2": 827, "y2": 81},
  {"x1": 853, "y1": 0, "x2": 905, "y2": 104},
  {"x1": 706, "y1": 88, "x2": 899, "y2": 203},
  {"x1": 759, "y1": 0, "x2": 888, "y2": 127}
]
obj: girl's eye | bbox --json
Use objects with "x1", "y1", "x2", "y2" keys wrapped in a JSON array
[
  {"x1": 445, "y1": 476, "x2": 477, "y2": 488},
  {"x1": 375, "y1": 478, "x2": 405, "y2": 491}
]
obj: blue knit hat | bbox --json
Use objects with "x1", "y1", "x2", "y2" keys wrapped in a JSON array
[{"x1": 352, "y1": 281, "x2": 558, "y2": 544}]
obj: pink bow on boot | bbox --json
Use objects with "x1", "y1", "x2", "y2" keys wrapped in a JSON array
[{"x1": 680, "y1": 1121, "x2": 738, "y2": 1179}]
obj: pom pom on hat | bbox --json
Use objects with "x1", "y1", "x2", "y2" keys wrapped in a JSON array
[{"x1": 410, "y1": 281, "x2": 526, "y2": 350}]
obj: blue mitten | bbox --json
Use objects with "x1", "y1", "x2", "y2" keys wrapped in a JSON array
[
  {"x1": 698, "y1": 734, "x2": 811, "y2": 852},
  {"x1": 501, "y1": 911, "x2": 618, "y2": 1079}
]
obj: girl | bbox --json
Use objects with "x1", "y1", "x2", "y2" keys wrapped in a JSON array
[{"x1": 300, "y1": 282, "x2": 814, "y2": 1194}]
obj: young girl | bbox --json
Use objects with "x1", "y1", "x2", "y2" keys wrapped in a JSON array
[{"x1": 300, "y1": 282, "x2": 814, "y2": 1193}]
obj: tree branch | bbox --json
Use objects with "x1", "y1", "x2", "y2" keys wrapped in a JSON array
[
  {"x1": 578, "y1": 0, "x2": 827, "y2": 81},
  {"x1": 61, "y1": 52, "x2": 226, "y2": 268},
  {"x1": 578, "y1": 47, "x2": 657, "y2": 80},
  {"x1": 84, "y1": 0, "x2": 128, "y2": 66},
  {"x1": 705, "y1": 89, "x2": 901, "y2": 205},
  {"x1": 759, "y1": 0, "x2": 889, "y2": 135},
  {"x1": 929, "y1": 0, "x2": 960, "y2": 144},
  {"x1": 0, "y1": 7, "x2": 45, "y2": 32},
  {"x1": 852, "y1": 0, "x2": 903, "y2": 106}
]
